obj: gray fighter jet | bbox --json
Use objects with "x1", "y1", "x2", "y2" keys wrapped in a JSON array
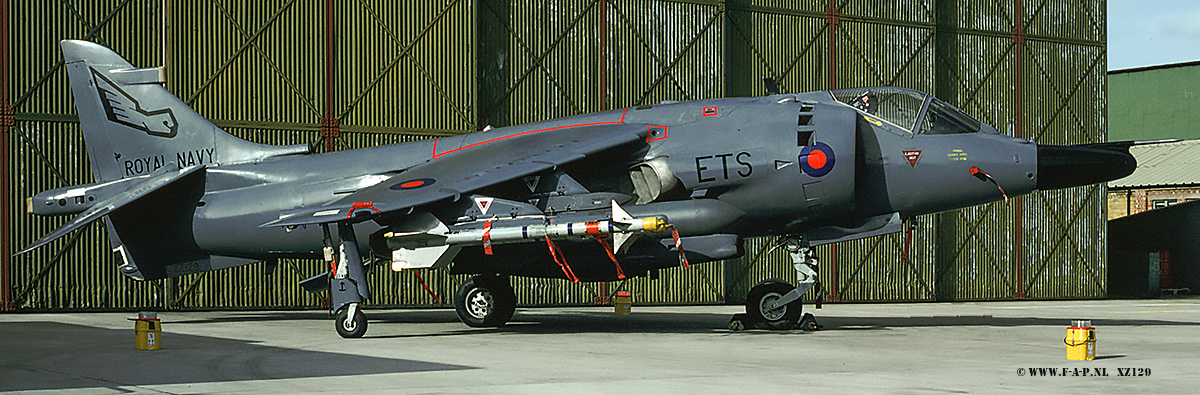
[{"x1": 20, "y1": 41, "x2": 1139, "y2": 337}]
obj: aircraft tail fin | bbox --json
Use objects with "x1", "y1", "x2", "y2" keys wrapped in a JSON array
[{"x1": 60, "y1": 40, "x2": 308, "y2": 182}]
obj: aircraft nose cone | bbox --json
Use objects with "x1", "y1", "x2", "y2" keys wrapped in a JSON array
[{"x1": 1036, "y1": 144, "x2": 1136, "y2": 190}]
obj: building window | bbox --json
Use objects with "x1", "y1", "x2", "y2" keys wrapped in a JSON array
[{"x1": 1152, "y1": 199, "x2": 1179, "y2": 209}]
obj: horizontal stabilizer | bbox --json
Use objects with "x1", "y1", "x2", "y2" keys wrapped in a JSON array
[{"x1": 15, "y1": 165, "x2": 206, "y2": 255}]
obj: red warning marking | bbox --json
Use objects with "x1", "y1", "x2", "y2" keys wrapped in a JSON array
[
  {"x1": 585, "y1": 221, "x2": 601, "y2": 236},
  {"x1": 703, "y1": 106, "x2": 718, "y2": 117},
  {"x1": 646, "y1": 125, "x2": 668, "y2": 142},
  {"x1": 807, "y1": 150, "x2": 828, "y2": 169},
  {"x1": 671, "y1": 227, "x2": 690, "y2": 270},
  {"x1": 346, "y1": 201, "x2": 381, "y2": 219},
  {"x1": 545, "y1": 236, "x2": 579, "y2": 282},
  {"x1": 594, "y1": 236, "x2": 626, "y2": 280},
  {"x1": 433, "y1": 108, "x2": 629, "y2": 159},
  {"x1": 400, "y1": 180, "x2": 424, "y2": 188},
  {"x1": 902, "y1": 150, "x2": 922, "y2": 167},
  {"x1": 482, "y1": 221, "x2": 493, "y2": 255}
]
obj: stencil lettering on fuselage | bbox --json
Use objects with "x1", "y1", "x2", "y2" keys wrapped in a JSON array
[
  {"x1": 694, "y1": 152, "x2": 753, "y2": 183},
  {"x1": 121, "y1": 147, "x2": 216, "y2": 177}
]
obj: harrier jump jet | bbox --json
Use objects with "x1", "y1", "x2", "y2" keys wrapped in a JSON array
[{"x1": 20, "y1": 41, "x2": 1139, "y2": 337}]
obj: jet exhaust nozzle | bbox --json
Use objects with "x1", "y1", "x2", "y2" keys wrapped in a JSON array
[{"x1": 1035, "y1": 144, "x2": 1136, "y2": 190}]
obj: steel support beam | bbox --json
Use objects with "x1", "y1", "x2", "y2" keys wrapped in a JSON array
[
  {"x1": 934, "y1": 0, "x2": 960, "y2": 302},
  {"x1": 321, "y1": 0, "x2": 339, "y2": 153},
  {"x1": 724, "y1": 0, "x2": 753, "y2": 98},
  {"x1": 824, "y1": 1, "x2": 838, "y2": 91},
  {"x1": 722, "y1": 0, "x2": 752, "y2": 303},
  {"x1": 478, "y1": 0, "x2": 512, "y2": 128},
  {"x1": 599, "y1": 0, "x2": 608, "y2": 111},
  {"x1": 824, "y1": 0, "x2": 840, "y2": 302},
  {"x1": 1013, "y1": 0, "x2": 1026, "y2": 299},
  {"x1": 1, "y1": 0, "x2": 12, "y2": 311}
]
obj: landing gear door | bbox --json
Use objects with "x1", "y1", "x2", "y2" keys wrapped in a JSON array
[{"x1": 801, "y1": 105, "x2": 857, "y2": 215}]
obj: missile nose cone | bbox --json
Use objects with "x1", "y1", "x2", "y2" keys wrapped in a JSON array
[{"x1": 1036, "y1": 144, "x2": 1136, "y2": 190}]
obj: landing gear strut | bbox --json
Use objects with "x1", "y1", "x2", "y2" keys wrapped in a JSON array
[
  {"x1": 327, "y1": 223, "x2": 372, "y2": 338},
  {"x1": 730, "y1": 237, "x2": 823, "y2": 331},
  {"x1": 454, "y1": 275, "x2": 517, "y2": 327}
]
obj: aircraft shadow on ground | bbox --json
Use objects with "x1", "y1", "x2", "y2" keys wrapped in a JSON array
[
  {"x1": 368, "y1": 309, "x2": 1200, "y2": 337},
  {"x1": 161, "y1": 309, "x2": 1200, "y2": 336},
  {"x1": 0, "y1": 321, "x2": 474, "y2": 392}
]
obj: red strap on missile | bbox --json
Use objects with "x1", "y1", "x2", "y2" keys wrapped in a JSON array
[
  {"x1": 594, "y1": 236, "x2": 626, "y2": 279},
  {"x1": 671, "y1": 227, "x2": 690, "y2": 270},
  {"x1": 545, "y1": 236, "x2": 579, "y2": 282},
  {"x1": 412, "y1": 271, "x2": 441, "y2": 304},
  {"x1": 482, "y1": 220, "x2": 494, "y2": 255}
]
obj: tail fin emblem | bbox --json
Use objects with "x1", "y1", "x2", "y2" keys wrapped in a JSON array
[{"x1": 90, "y1": 67, "x2": 178, "y2": 138}]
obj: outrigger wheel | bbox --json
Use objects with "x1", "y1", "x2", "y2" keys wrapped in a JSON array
[
  {"x1": 743, "y1": 280, "x2": 803, "y2": 330},
  {"x1": 454, "y1": 275, "x2": 517, "y2": 327}
]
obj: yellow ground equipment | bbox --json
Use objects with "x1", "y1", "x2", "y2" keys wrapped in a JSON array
[
  {"x1": 614, "y1": 292, "x2": 632, "y2": 315},
  {"x1": 134, "y1": 311, "x2": 162, "y2": 350},
  {"x1": 1065, "y1": 320, "x2": 1095, "y2": 361}
]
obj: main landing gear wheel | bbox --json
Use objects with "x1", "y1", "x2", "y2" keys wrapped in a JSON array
[
  {"x1": 746, "y1": 281, "x2": 803, "y2": 330},
  {"x1": 335, "y1": 306, "x2": 367, "y2": 338},
  {"x1": 455, "y1": 275, "x2": 516, "y2": 327}
]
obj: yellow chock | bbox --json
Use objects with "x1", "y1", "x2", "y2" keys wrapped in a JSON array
[
  {"x1": 614, "y1": 292, "x2": 632, "y2": 315},
  {"x1": 133, "y1": 311, "x2": 162, "y2": 350},
  {"x1": 1065, "y1": 320, "x2": 1095, "y2": 361}
]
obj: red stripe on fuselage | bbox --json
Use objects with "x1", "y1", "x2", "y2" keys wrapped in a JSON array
[{"x1": 432, "y1": 108, "x2": 628, "y2": 159}]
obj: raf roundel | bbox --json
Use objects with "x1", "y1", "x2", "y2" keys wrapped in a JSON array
[
  {"x1": 390, "y1": 178, "x2": 437, "y2": 191},
  {"x1": 799, "y1": 142, "x2": 836, "y2": 177}
]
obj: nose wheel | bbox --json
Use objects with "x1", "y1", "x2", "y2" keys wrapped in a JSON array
[
  {"x1": 454, "y1": 275, "x2": 517, "y2": 327},
  {"x1": 745, "y1": 280, "x2": 803, "y2": 329},
  {"x1": 730, "y1": 237, "x2": 823, "y2": 331}
]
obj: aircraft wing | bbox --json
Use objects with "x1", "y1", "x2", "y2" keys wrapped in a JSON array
[{"x1": 262, "y1": 122, "x2": 649, "y2": 227}]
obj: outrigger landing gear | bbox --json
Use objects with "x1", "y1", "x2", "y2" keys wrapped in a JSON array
[
  {"x1": 730, "y1": 238, "x2": 823, "y2": 331},
  {"x1": 454, "y1": 275, "x2": 516, "y2": 327},
  {"x1": 327, "y1": 223, "x2": 372, "y2": 338}
]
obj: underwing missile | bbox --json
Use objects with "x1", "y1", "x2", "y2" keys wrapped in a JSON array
[{"x1": 384, "y1": 201, "x2": 668, "y2": 271}]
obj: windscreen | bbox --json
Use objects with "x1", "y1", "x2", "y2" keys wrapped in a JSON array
[
  {"x1": 919, "y1": 99, "x2": 981, "y2": 135},
  {"x1": 831, "y1": 88, "x2": 927, "y2": 131}
]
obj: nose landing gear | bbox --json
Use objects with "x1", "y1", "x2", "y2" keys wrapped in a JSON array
[{"x1": 730, "y1": 238, "x2": 823, "y2": 331}]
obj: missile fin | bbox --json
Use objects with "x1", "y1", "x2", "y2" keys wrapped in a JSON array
[{"x1": 612, "y1": 200, "x2": 636, "y2": 227}]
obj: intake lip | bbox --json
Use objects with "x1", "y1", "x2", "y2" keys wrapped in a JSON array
[{"x1": 1036, "y1": 144, "x2": 1136, "y2": 190}]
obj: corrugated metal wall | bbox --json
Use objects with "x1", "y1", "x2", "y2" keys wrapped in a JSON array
[{"x1": 2, "y1": 0, "x2": 1107, "y2": 312}]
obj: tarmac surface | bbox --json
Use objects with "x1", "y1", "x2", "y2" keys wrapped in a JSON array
[{"x1": 1, "y1": 299, "x2": 1197, "y2": 394}]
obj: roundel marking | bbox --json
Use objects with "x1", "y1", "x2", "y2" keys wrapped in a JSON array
[
  {"x1": 807, "y1": 150, "x2": 827, "y2": 169},
  {"x1": 799, "y1": 142, "x2": 835, "y2": 177},
  {"x1": 390, "y1": 178, "x2": 436, "y2": 190}
]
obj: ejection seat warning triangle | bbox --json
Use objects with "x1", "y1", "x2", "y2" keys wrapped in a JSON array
[
  {"x1": 474, "y1": 197, "x2": 495, "y2": 215},
  {"x1": 903, "y1": 150, "x2": 921, "y2": 167}
]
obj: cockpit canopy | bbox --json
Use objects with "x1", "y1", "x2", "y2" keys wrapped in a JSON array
[{"x1": 830, "y1": 87, "x2": 984, "y2": 135}]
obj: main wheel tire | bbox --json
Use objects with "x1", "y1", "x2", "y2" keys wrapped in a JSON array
[
  {"x1": 746, "y1": 281, "x2": 802, "y2": 330},
  {"x1": 455, "y1": 276, "x2": 516, "y2": 327},
  {"x1": 335, "y1": 307, "x2": 368, "y2": 338}
]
